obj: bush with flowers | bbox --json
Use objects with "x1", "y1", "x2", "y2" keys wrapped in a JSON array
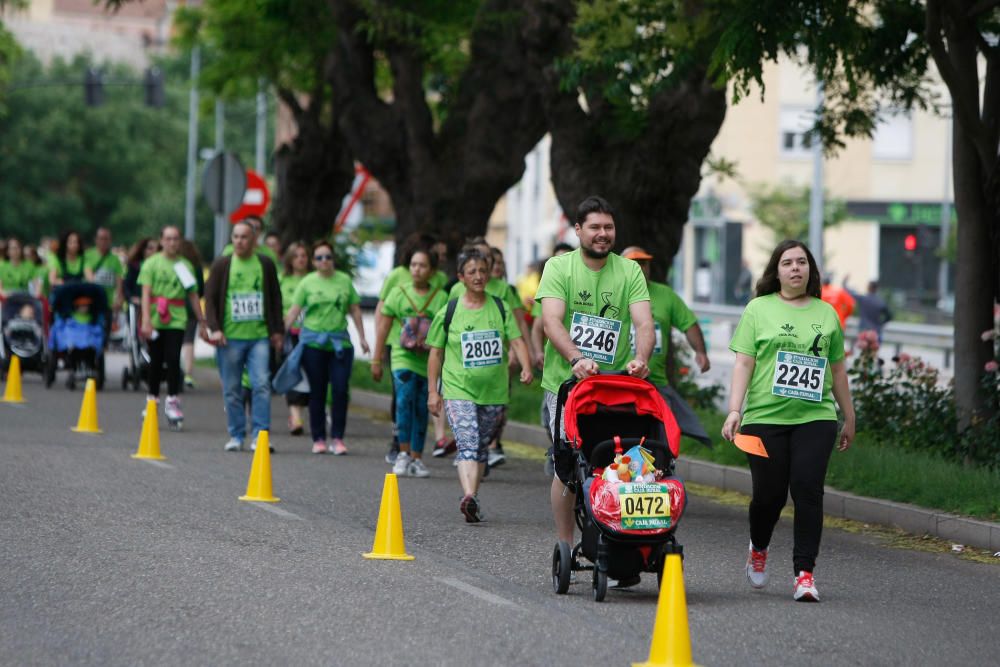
[{"x1": 849, "y1": 323, "x2": 1000, "y2": 469}]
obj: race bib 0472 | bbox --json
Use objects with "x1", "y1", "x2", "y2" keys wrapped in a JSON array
[
  {"x1": 571, "y1": 312, "x2": 621, "y2": 364},
  {"x1": 230, "y1": 292, "x2": 264, "y2": 322},
  {"x1": 771, "y1": 350, "x2": 827, "y2": 402},
  {"x1": 461, "y1": 330, "x2": 502, "y2": 368}
]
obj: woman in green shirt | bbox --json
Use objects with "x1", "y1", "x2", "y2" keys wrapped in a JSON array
[
  {"x1": 280, "y1": 242, "x2": 311, "y2": 435},
  {"x1": 0, "y1": 237, "x2": 39, "y2": 297},
  {"x1": 284, "y1": 241, "x2": 370, "y2": 455},
  {"x1": 722, "y1": 240, "x2": 856, "y2": 603},
  {"x1": 427, "y1": 250, "x2": 532, "y2": 522},
  {"x1": 49, "y1": 230, "x2": 93, "y2": 290}
]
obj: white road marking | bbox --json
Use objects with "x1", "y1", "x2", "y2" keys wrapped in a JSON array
[
  {"x1": 247, "y1": 502, "x2": 303, "y2": 520},
  {"x1": 437, "y1": 577, "x2": 520, "y2": 608},
  {"x1": 140, "y1": 459, "x2": 174, "y2": 469}
]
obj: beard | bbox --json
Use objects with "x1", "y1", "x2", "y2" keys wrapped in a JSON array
[{"x1": 581, "y1": 244, "x2": 611, "y2": 260}]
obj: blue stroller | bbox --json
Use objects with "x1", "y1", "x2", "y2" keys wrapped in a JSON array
[{"x1": 46, "y1": 283, "x2": 108, "y2": 390}]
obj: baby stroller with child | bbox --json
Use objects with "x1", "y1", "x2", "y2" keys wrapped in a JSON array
[
  {"x1": 551, "y1": 372, "x2": 687, "y2": 602},
  {"x1": 1, "y1": 292, "x2": 49, "y2": 378},
  {"x1": 45, "y1": 283, "x2": 108, "y2": 390}
]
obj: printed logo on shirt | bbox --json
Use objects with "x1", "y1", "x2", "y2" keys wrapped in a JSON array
[
  {"x1": 779, "y1": 323, "x2": 796, "y2": 337},
  {"x1": 808, "y1": 324, "x2": 828, "y2": 356},
  {"x1": 575, "y1": 290, "x2": 593, "y2": 307},
  {"x1": 599, "y1": 292, "x2": 620, "y2": 319}
]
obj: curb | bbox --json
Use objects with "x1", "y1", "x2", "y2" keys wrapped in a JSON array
[{"x1": 352, "y1": 389, "x2": 1000, "y2": 552}]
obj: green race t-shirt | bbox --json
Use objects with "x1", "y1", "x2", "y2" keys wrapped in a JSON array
[
  {"x1": 47, "y1": 254, "x2": 85, "y2": 283},
  {"x1": 632, "y1": 281, "x2": 698, "y2": 387},
  {"x1": 729, "y1": 293, "x2": 845, "y2": 426},
  {"x1": 382, "y1": 282, "x2": 448, "y2": 377},
  {"x1": 223, "y1": 255, "x2": 268, "y2": 340},
  {"x1": 280, "y1": 273, "x2": 305, "y2": 319},
  {"x1": 0, "y1": 261, "x2": 37, "y2": 293},
  {"x1": 379, "y1": 266, "x2": 448, "y2": 353},
  {"x1": 137, "y1": 253, "x2": 196, "y2": 330},
  {"x1": 449, "y1": 277, "x2": 522, "y2": 315},
  {"x1": 426, "y1": 296, "x2": 521, "y2": 405},
  {"x1": 84, "y1": 248, "x2": 124, "y2": 304},
  {"x1": 535, "y1": 249, "x2": 650, "y2": 394},
  {"x1": 292, "y1": 270, "x2": 360, "y2": 349}
]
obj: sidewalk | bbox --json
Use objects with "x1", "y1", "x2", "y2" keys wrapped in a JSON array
[{"x1": 352, "y1": 388, "x2": 1000, "y2": 552}]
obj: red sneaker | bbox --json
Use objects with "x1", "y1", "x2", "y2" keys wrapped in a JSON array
[
  {"x1": 793, "y1": 570, "x2": 820, "y2": 602},
  {"x1": 745, "y1": 543, "x2": 769, "y2": 589}
]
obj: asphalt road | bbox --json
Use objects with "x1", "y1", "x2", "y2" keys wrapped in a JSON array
[{"x1": 1, "y1": 353, "x2": 997, "y2": 667}]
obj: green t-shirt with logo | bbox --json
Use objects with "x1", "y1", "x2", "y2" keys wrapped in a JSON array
[
  {"x1": 449, "y1": 277, "x2": 522, "y2": 315},
  {"x1": 379, "y1": 266, "x2": 448, "y2": 353},
  {"x1": 83, "y1": 248, "x2": 124, "y2": 304},
  {"x1": 0, "y1": 261, "x2": 37, "y2": 293},
  {"x1": 137, "y1": 253, "x2": 196, "y2": 330},
  {"x1": 729, "y1": 293, "x2": 845, "y2": 426},
  {"x1": 426, "y1": 296, "x2": 521, "y2": 405},
  {"x1": 292, "y1": 270, "x2": 360, "y2": 349},
  {"x1": 382, "y1": 283, "x2": 448, "y2": 377},
  {"x1": 280, "y1": 273, "x2": 305, "y2": 319},
  {"x1": 223, "y1": 255, "x2": 268, "y2": 340},
  {"x1": 535, "y1": 249, "x2": 650, "y2": 394},
  {"x1": 635, "y1": 281, "x2": 698, "y2": 387}
]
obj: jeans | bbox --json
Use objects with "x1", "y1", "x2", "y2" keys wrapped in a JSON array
[
  {"x1": 301, "y1": 344, "x2": 354, "y2": 442},
  {"x1": 392, "y1": 369, "x2": 429, "y2": 453},
  {"x1": 217, "y1": 338, "x2": 271, "y2": 442}
]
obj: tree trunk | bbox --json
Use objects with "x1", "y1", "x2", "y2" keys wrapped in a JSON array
[
  {"x1": 326, "y1": 0, "x2": 566, "y2": 260},
  {"x1": 271, "y1": 92, "x2": 355, "y2": 247}
]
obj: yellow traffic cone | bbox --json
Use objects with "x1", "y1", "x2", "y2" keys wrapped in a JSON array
[
  {"x1": 633, "y1": 554, "x2": 700, "y2": 667},
  {"x1": 239, "y1": 430, "x2": 279, "y2": 502},
  {"x1": 1, "y1": 355, "x2": 25, "y2": 403},
  {"x1": 363, "y1": 473, "x2": 415, "y2": 561},
  {"x1": 71, "y1": 378, "x2": 102, "y2": 434},
  {"x1": 132, "y1": 399, "x2": 166, "y2": 460}
]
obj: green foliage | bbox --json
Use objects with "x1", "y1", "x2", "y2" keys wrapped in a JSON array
[
  {"x1": 749, "y1": 182, "x2": 847, "y2": 244},
  {"x1": 0, "y1": 17, "x2": 22, "y2": 114}
]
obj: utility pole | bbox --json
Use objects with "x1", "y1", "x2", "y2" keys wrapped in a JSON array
[
  {"x1": 183, "y1": 46, "x2": 200, "y2": 241},
  {"x1": 214, "y1": 99, "x2": 226, "y2": 257},
  {"x1": 938, "y1": 113, "x2": 953, "y2": 306},
  {"x1": 808, "y1": 81, "x2": 825, "y2": 273},
  {"x1": 255, "y1": 78, "x2": 267, "y2": 175}
]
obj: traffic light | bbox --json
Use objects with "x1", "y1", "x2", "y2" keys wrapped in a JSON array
[
  {"x1": 904, "y1": 233, "x2": 917, "y2": 252},
  {"x1": 144, "y1": 67, "x2": 165, "y2": 108},
  {"x1": 84, "y1": 68, "x2": 104, "y2": 107}
]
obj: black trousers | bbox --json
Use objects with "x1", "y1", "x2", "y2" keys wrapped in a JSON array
[
  {"x1": 740, "y1": 420, "x2": 838, "y2": 575},
  {"x1": 148, "y1": 329, "x2": 184, "y2": 397}
]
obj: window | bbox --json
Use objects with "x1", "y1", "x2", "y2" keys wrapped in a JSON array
[
  {"x1": 872, "y1": 112, "x2": 913, "y2": 161},
  {"x1": 778, "y1": 107, "x2": 815, "y2": 158}
]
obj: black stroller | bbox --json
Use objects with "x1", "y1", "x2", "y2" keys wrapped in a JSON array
[
  {"x1": 120, "y1": 301, "x2": 150, "y2": 391},
  {"x1": 45, "y1": 283, "x2": 108, "y2": 390},
  {"x1": 551, "y1": 373, "x2": 687, "y2": 601},
  {"x1": 1, "y1": 292, "x2": 49, "y2": 378}
]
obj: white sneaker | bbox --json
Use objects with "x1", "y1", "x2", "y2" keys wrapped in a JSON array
[
  {"x1": 793, "y1": 571, "x2": 820, "y2": 602},
  {"x1": 392, "y1": 452, "x2": 412, "y2": 476},
  {"x1": 164, "y1": 395, "x2": 183, "y2": 422},
  {"x1": 487, "y1": 450, "x2": 506, "y2": 467},
  {"x1": 224, "y1": 438, "x2": 242, "y2": 452},
  {"x1": 250, "y1": 437, "x2": 275, "y2": 453},
  {"x1": 746, "y1": 543, "x2": 769, "y2": 589},
  {"x1": 407, "y1": 458, "x2": 430, "y2": 478}
]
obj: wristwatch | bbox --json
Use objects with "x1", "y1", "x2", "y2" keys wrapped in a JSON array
[{"x1": 570, "y1": 356, "x2": 585, "y2": 367}]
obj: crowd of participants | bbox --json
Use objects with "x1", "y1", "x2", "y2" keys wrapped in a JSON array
[{"x1": 1, "y1": 194, "x2": 857, "y2": 602}]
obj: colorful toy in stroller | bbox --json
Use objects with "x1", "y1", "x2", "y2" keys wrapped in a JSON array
[
  {"x1": 551, "y1": 373, "x2": 686, "y2": 601},
  {"x1": 1, "y1": 292, "x2": 49, "y2": 377},
  {"x1": 46, "y1": 283, "x2": 108, "y2": 390}
]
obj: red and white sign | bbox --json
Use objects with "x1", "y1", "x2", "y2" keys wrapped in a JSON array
[{"x1": 230, "y1": 169, "x2": 271, "y2": 223}]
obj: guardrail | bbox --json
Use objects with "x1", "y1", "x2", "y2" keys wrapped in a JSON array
[{"x1": 692, "y1": 303, "x2": 955, "y2": 370}]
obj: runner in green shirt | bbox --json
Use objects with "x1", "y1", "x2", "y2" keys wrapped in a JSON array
[
  {"x1": 427, "y1": 249, "x2": 532, "y2": 522},
  {"x1": 48, "y1": 230, "x2": 92, "y2": 290},
  {"x1": 137, "y1": 226, "x2": 205, "y2": 428},
  {"x1": 373, "y1": 248, "x2": 448, "y2": 477},
  {"x1": 721, "y1": 239, "x2": 855, "y2": 603},
  {"x1": 221, "y1": 216, "x2": 280, "y2": 264},
  {"x1": 0, "y1": 237, "x2": 39, "y2": 296},
  {"x1": 284, "y1": 240, "x2": 369, "y2": 455},
  {"x1": 279, "y1": 242, "x2": 311, "y2": 436},
  {"x1": 84, "y1": 228, "x2": 125, "y2": 312},
  {"x1": 535, "y1": 195, "x2": 654, "y2": 547}
]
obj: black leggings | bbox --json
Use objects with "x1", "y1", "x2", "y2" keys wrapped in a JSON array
[
  {"x1": 148, "y1": 329, "x2": 184, "y2": 397},
  {"x1": 740, "y1": 421, "x2": 838, "y2": 575}
]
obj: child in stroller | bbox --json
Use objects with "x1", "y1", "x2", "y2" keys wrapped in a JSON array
[
  {"x1": 1, "y1": 292, "x2": 48, "y2": 377},
  {"x1": 551, "y1": 373, "x2": 687, "y2": 601},
  {"x1": 46, "y1": 283, "x2": 108, "y2": 390}
]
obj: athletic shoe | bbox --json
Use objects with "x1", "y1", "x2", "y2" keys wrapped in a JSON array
[
  {"x1": 250, "y1": 437, "x2": 275, "y2": 453},
  {"x1": 407, "y1": 458, "x2": 430, "y2": 478},
  {"x1": 385, "y1": 438, "x2": 400, "y2": 464},
  {"x1": 164, "y1": 396, "x2": 183, "y2": 422},
  {"x1": 184, "y1": 374, "x2": 195, "y2": 389},
  {"x1": 330, "y1": 438, "x2": 348, "y2": 456},
  {"x1": 612, "y1": 575, "x2": 641, "y2": 588},
  {"x1": 224, "y1": 438, "x2": 242, "y2": 452},
  {"x1": 432, "y1": 438, "x2": 457, "y2": 457},
  {"x1": 312, "y1": 441, "x2": 327, "y2": 454},
  {"x1": 288, "y1": 416, "x2": 304, "y2": 436},
  {"x1": 746, "y1": 543, "x2": 769, "y2": 589},
  {"x1": 460, "y1": 494, "x2": 482, "y2": 523},
  {"x1": 392, "y1": 452, "x2": 412, "y2": 476},
  {"x1": 793, "y1": 571, "x2": 820, "y2": 602},
  {"x1": 487, "y1": 449, "x2": 506, "y2": 467}
]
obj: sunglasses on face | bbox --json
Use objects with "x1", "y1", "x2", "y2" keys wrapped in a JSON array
[{"x1": 314, "y1": 254, "x2": 333, "y2": 261}]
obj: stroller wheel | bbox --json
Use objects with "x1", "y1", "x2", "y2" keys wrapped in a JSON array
[
  {"x1": 592, "y1": 568, "x2": 607, "y2": 602},
  {"x1": 552, "y1": 541, "x2": 572, "y2": 595},
  {"x1": 657, "y1": 541, "x2": 684, "y2": 590}
]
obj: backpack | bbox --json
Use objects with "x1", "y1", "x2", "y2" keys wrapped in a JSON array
[
  {"x1": 398, "y1": 284, "x2": 442, "y2": 353},
  {"x1": 442, "y1": 295, "x2": 507, "y2": 346}
]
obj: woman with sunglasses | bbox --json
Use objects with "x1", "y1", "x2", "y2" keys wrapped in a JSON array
[{"x1": 284, "y1": 241, "x2": 369, "y2": 455}]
